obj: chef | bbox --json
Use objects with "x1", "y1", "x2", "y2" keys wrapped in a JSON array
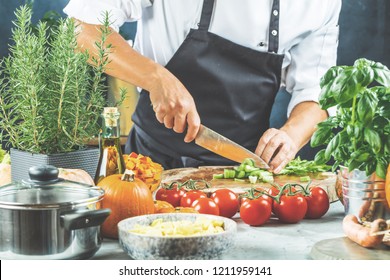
[{"x1": 64, "y1": 0, "x2": 341, "y2": 172}]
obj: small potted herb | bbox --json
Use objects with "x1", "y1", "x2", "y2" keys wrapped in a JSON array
[
  {"x1": 310, "y1": 58, "x2": 390, "y2": 220},
  {"x1": 0, "y1": 6, "x2": 125, "y2": 180}
]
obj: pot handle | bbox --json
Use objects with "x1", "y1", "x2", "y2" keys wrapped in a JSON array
[{"x1": 61, "y1": 208, "x2": 111, "y2": 230}]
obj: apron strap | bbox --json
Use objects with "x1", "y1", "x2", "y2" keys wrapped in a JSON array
[
  {"x1": 199, "y1": 0, "x2": 281, "y2": 53},
  {"x1": 268, "y1": 0, "x2": 280, "y2": 53},
  {"x1": 198, "y1": 0, "x2": 215, "y2": 31}
]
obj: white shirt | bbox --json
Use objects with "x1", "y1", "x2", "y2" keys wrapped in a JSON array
[{"x1": 64, "y1": 0, "x2": 341, "y2": 116}]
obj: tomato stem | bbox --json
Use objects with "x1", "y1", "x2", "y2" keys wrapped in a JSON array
[{"x1": 163, "y1": 179, "x2": 211, "y2": 191}]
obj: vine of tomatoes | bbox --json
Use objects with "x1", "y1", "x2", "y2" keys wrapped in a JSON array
[
  {"x1": 238, "y1": 182, "x2": 330, "y2": 226},
  {"x1": 154, "y1": 179, "x2": 329, "y2": 226}
]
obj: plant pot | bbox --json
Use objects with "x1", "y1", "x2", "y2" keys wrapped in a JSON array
[
  {"x1": 339, "y1": 166, "x2": 390, "y2": 222},
  {"x1": 10, "y1": 147, "x2": 100, "y2": 182}
]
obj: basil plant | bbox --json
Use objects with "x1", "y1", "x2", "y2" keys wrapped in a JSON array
[{"x1": 311, "y1": 58, "x2": 390, "y2": 178}]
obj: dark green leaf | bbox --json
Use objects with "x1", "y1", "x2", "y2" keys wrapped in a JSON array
[
  {"x1": 310, "y1": 125, "x2": 333, "y2": 147},
  {"x1": 335, "y1": 68, "x2": 362, "y2": 104},
  {"x1": 354, "y1": 124, "x2": 362, "y2": 140},
  {"x1": 364, "y1": 128, "x2": 382, "y2": 154},
  {"x1": 314, "y1": 149, "x2": 327, "y2": 164},
  {"x1": 360, "y1": 66, "x2": 375, "y2": 87},
  {"x1": 324, "y1": 133, "x2": 339, "y2": 161},
  {"x1": 372, "y1": 62, "x2": 390, "y2": 86},
  {"x1": 351, "y1": 151, "x2": 370, "y2": 162},
  {"x1": 375, "y1": 159, "x2": 387, "y2": 179},
  {"x1": 365, "y1": 161, "x2": 376, "y2": 176},
  {"x1": 348, "y1": 159, "x2": 361, "y2": 171},
  {"x1": 346, "y1": 124, "x2": 354, "y2": 136},
  {"x1": 357, "y1": 91, "x2": 378, "y2": 125},
  {"x1": 353, "y1": 58, "x2": 373, "y2": 68},
  {"x1": 320, "y1": 66, "x2": 338, "y2": 88},
  {"x1": 319, "y1": 83, "x2": 338, "y2": 109}
]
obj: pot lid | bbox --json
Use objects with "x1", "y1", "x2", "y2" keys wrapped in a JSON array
[{"x1": 0, "y1": 165, "x2": 104, "y2": 210}]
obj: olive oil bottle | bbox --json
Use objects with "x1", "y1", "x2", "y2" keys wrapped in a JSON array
[{"x1": 94, "y1": 107, "x2": 125, "y2": 184}]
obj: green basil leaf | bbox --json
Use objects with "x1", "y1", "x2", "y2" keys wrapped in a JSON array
[
  {"x1": 319, "y1": 83, "x2": 338, "y2": 109},
  {"x1": 320, "y1": 66, "x2": 338, "y2": 88},
  {"x1": 365, "y1": 161, "x2": 376, "y2": 176},
  {"x1": 351, "y1": 151, "x2": 370, "y2": 162},
  {"x1": 375, "y1": 159, "x2": 386, "y2": 179},
  {"x1": 310, "y1": 125, "x2": 333, "y2": 147},
  {"x1": 360, "y1": 66, "x2": 375, "y2": 87},
  {"x1": 357, "y1": 91, "x2": 378, "y2": 125},
  {"x1": 353, "y1": 58, "x2": 373, "y2": 68},
  {"x1": 324, "y1": 133, "x2": 339, "y2": 161},
  {"x1": 372, "y1": 62, "x2": 390, "y2": 86},
  {"x1": 354, "y1": 124, "x2": 362, "y2": 140},
  {"x1": 385, "y1": 137, "x2": 390, "y2": 154},
  {"x1": 364, "y1": 127, "x2": 382, "y2": 154},
  {"x1": 346, "y1": 124, "x2": 354, "y2": 136},
  {"x1": 335, "y1": 69, "x2": 362, "y2": 104},
  {"x1": 348, "y1": 159, "x2": 361, "y2": 172},
  {"x1": 314, "y1": 149, "x2": 327, "y2": 164}
]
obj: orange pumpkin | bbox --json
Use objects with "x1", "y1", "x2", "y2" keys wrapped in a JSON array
[
  {"x1": 58, "y1": 168, "x2": 95, "y2": 186},
  {"x1": 97, "y1": 169, "x2": 155, "y2": 238},
  {"x1": 154, "y1": 200, "x2": 175, "y2": 213}
]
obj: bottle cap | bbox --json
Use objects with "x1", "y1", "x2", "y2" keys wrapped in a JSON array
[
  {"x1": 103, "y1": 107, "x2": 118, "y2": 114},
  {"x1": 103, "y1": 107, "x2": 120, "y2": 127}
]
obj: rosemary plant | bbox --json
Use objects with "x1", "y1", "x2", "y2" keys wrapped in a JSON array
[{"x1": 0, "y1": 5, "x2": 125, "y2": 154}]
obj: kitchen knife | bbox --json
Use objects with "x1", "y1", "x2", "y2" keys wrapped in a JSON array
[{"x1": 195, "y1": 125, "x2": 270, "y2": 169}]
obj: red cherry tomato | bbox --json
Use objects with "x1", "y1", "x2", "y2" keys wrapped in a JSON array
[
  {"x1": 239, "y1": 198, "x2": 272, "y2": 226},
  {"x1": 305, "y1": 186, "x2": 330, "y2": 219},
  {"x1": 273, "y1": 193, "x2": 308, "y2": 224},
  {"x1": 180, "y1": 190, "x2": 207, "y2": 208},
  {"x1": 155, "y1": 185, "x2": 186, "y2": 207},
  {"x1": 210, "y1": 189, "x2": 239, "y2": 218},
  {"x1": 192, "y1": 197, "x2": 220, "y2": 215}
]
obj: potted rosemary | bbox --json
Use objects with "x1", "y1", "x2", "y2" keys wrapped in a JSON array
[
  {"x1": 310, "y1": 58, "x2": 390, "y2": 221},
  {"x1": 0, "y1": 6, "x2": 125, "y2": 180}
]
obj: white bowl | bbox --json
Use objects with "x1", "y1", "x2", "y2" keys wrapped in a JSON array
[{"x1": 118, "y1": 213, "x2": 237, "y2": 260}]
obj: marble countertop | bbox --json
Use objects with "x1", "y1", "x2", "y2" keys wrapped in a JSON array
[{"x1": 92, "y1": 201, "x2": 347, "y2": 260}]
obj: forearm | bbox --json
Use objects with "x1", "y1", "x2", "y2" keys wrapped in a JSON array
[
  {"x1": 74, "y1": 19, "x2": 164, "y2": 92},
  {"x1": 73, "y1": 19, "x2": 201, "y2": 141},
  {"x1": 280, "y1": 101, "x2": 328, "y2": 150}
]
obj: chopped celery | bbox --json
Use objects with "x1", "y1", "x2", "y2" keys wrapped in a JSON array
[
  {"x1": 236, "y1": 170, "x2": 246, "y2": 179},
  {"x1": 248, "y1": 175, "x2": 258, "y2": 184},
  {"x1": 300, "y1": 176, "x2": 311, "y2": 182},
  {"x1": 213, "y1": 174, "x2": 224, "y2": 180},
  {"x1": 234, "y1": 178, "x2": 246, "y2": 182}
]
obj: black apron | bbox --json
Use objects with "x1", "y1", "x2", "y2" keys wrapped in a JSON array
[{"x1": 126, "y1": 0, "x2": 284, "y2": 169}]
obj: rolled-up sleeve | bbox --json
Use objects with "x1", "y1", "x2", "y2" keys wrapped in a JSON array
[
  {"x1": 63, "y1": 0, "x2": 152, "y2": 31},
  {"x1": 285, "y1": 3, "x2": 341, "y2": 117}
]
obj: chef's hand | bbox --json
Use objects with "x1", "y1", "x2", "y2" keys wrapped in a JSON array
[
  {"x1": 255, "y1": 101, "x2": 329, "y2": 174},
  {"x1": 148, "y1": 69, "x2": 201, "y2": 143},
  {"x1": 255, "y1": 128, "x2": 298, "y2": 174}
]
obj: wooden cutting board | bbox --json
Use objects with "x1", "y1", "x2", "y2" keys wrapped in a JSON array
[{"x1": 161, "y1": 166, "x2": 339, "y2": 203}]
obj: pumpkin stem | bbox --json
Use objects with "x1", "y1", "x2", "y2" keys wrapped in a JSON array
[{"x1": 121, "y1": 169, "x2": 136, "y2": 182}]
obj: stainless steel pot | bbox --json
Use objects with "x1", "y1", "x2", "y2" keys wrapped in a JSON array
[{"x1": 0, "y1": 165, "x2": 110, "y2": 259}]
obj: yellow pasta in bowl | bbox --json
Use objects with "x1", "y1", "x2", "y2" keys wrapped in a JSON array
[{"x1": 118, "y1": 213, "x2": 237, "y2": 260}]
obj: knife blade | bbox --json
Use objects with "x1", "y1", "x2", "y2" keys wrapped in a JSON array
[{"x1": 195, "y1": 125, "x2": 270, "y2": 169}]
